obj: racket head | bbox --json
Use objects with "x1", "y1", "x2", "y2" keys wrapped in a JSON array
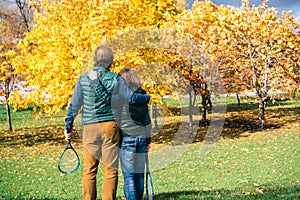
[
  {"x1": 146, "y1": 172, "x2": 154, "y2": 200},
  {"x1": 58, "y1": 141, "x2": 80, "y2": 175}
]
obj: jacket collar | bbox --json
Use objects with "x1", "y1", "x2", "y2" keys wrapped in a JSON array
[{"x1": 93, "y1": 66, "x2": 109, "y2": 72}]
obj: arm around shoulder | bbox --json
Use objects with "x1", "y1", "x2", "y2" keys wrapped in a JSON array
[{"x1": 118, "y1": 77, "x2": 150, "y2": 104}]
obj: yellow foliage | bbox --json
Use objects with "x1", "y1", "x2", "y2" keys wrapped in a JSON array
[
  {"x1": 11, "y1": 0, "x2": 300, "y2": 114},
  {"x1": 163, "y1": 1, "x2": 300, "y2": 97},
  {"x1": 1, "y1": 50, "x2": 17, "y2": 85},
  {"x1": 14, "y1": 0, "x2": 181, "y2": 113}
]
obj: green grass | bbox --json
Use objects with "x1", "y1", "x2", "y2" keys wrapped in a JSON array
[
  {"x1": 0, "y1": 99, "x2": 299, "y2": 199},
  {"x1": 152, "y1": 131, "x2": 300, "y2": 200}
]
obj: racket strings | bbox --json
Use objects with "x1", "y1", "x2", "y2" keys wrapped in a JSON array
[{"x1": 59, "y1": 149, "x2": 79, "y2": 173}]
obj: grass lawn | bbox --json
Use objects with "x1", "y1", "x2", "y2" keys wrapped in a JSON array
[{"x1": 0, "y1": 98, "x2": 299, "y2": 199}]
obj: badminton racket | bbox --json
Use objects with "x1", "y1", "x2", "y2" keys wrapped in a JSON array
[{"x1": 58, "y1": 140, "x2": 80, "y2": 175}]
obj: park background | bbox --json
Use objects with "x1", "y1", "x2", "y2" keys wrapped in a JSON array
[{"x1": 1, "y1": 0, "x2": 300, "y2": 199}]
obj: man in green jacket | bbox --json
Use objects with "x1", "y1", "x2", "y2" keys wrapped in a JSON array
[{"x1": 64, "y1": 45, "x2": 150, "y2": 200}]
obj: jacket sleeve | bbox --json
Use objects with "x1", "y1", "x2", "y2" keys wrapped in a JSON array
[
  {"x1": 118, "y1": 77, "x2": 150, "y2": 104},
  {"x1": 64, "y1": 80, "x2": 83, "y2": 132}
]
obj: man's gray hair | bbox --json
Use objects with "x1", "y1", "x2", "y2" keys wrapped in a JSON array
[{"x1": 93, "y1": 45, "x2": 114, "y2": 68}]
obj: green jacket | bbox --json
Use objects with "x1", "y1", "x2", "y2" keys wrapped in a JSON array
[{"x1": 80, "y1": 66, "x2": 118, "y2": 124}]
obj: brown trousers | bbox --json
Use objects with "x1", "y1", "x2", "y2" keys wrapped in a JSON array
[{"x1": 82, "y1": 121, "x2": 120, "y2": 200}]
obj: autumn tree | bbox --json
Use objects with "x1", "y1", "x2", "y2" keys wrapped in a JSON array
[
  {"x1": 163, "y1": 0, "x2": 300, "y2": 128},
  {"x1": 13, "y1": 0, "x2": 183, "y2": 114},
  {"x1": 162, "y1": 1, "x2": 227, "y2": 125},
  {"x1": 15, "y1": 0, "x2": 34, "y2": 32},
  {"x1": 218, "y1": 0, "x2": 300, "y2": 128},
  {"x1": 0, "y1": 1, "x2": 32, "y2": 131},
  {"x1": 0, "y1": 50, "x2": 17, "y2": 132}
]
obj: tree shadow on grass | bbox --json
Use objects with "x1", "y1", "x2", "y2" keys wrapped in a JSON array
[
  {"x1": 152, "y1": 101, "x2": 299, "y2": 143},
  {"x1": 0, "y1": 100, "x2": 299, "y2": 147},
  {"x1": 153, "y1": 184, "x2": 300, "y2": 200},
  {"x1": 221, "y1": 104, "x2": 299, "y2": 139},
  {"x1": 0, "y1": 125, "x2": 82, "y2": 147},
  {"x1": 0, "y1": 107, "x2": 75, "y2": 147},
  {"x1": 151, "y1": 115, "x2": 286, "y2": 144},
  {"x1": 225, "y1": 98, "x2": 297, "y2": 112}
]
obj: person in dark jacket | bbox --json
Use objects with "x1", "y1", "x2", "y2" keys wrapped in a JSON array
[
  {"x1": 64, "y1": 46, "x2": 150, "y2": 200},
  {"x1": 114, "y1": 68, "x2": 151, "y2": 200}
]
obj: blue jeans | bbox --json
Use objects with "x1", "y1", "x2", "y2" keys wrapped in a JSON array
[{"x1": 120, "y1": 136, "x2": 147, "y2": 200}]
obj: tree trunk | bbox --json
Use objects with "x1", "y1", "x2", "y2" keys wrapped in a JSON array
[
  {"x1": 236, "y1": 93, "x2": 241, "y2": 107},
  {"x1": 259, "y1": 98, "x2": 267, "y2": 129},
  {"x1": 5, "y1": 100, "x2": 13, "y2": 132},
  {"x1": 188, "y1": 87, "x2": 194, "y2": 138},
  {"x1": 201, "y1": 95, "x2": 207, "y2": 122},
  {"x1": 151, "y1": 104, "x2": 159, "y2": 131}
]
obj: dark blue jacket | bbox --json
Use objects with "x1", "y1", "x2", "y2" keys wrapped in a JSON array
[{"x1": 113, "y1": 87, "x2": 152, "y2": 145}]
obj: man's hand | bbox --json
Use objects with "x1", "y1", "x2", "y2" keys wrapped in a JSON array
[
  {"x1": 146, "y1": 144, "x2": 151, "y2": 153},
  {"x1": 64, "y1": 129, "x2": 72, "y2": 142}
]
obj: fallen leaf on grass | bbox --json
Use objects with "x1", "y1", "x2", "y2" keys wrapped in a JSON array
[
  {"x1": 255, "y1": 187, "x2": 264, "y2": 194},
  {"x1": 241, "y1": 147, "x2": 249, "y2": 152},
  {"x1": 214, "y1": 161, "x2": 223, "y2": 165}
]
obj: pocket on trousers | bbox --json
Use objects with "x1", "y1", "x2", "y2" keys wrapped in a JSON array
[
  {"x1": 121, "y1": 138, "x2": 136, "y2": 152},
  {"x1": 101, "y1": 121, "x2": 120, "y2": 145}
]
